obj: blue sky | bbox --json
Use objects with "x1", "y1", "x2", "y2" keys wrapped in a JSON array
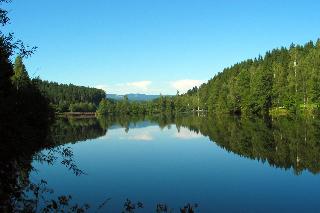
[{"x1": 5, "y1": 0, "x2": 320, "y2": 94}]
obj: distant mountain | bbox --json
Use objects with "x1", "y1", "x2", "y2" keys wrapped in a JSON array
[
  {"x1": 107, "y1": 94, "x2": 171, "y2": 101},
  {"x1": 106, "y1": 94, "x2": 124, "y2": 100}
]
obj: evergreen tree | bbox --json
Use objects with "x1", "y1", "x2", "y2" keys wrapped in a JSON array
[{"x1": 11, "y1": 55, "x2": 30, "y2": 90}]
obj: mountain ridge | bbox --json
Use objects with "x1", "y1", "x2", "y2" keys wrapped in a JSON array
[{"x1": 107, "y1": 93, "x2": 172, "y2": 101}]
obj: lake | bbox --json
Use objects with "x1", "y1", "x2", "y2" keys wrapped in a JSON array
[{"x1": 2, "y1": 114, "x2": 320, "y2": 212}]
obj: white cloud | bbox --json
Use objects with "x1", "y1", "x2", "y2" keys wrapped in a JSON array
[
  {"x1": 95, "y1": 80, "x2": 152, "y2": 94},
  {"x1": 126, "y1": 80, "x2": 151, "y2": 91},
  {"x1": 171, "y1": 79, "x2": 205, "y2": 93},
  {"x1": 175, "y1": 127, "x2": 203, "y2": 140},
  {"x1": 96, "y1": 79, "x2": 205, "y2": 95},
  {"x1": 95, "y1": 85, "x2": 108, "y2": 91},
  {"x1": 127, "y1": 133, "x2": 154, "y2": 141},
  {"x1": 119, "y1": 131, "x2": 154, "y2": 141}
]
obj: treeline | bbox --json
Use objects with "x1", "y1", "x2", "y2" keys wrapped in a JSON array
[
  {"x1": 98, "y1": 39, "x2": 320, "y2": 116},
  {"x1": 177, "y1": 39, "x2": 320, "y2": 115},
  {"x1": 96, "y1": 95, "x2": 176, "y2": 116},
  {"x1": 33, "y1": 79, "x2": 106, "y2": 112}
]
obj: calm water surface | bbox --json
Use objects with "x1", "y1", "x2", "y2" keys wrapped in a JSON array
[{"x1": 3, "y1": 115, "x2": 320, "y2": 212}]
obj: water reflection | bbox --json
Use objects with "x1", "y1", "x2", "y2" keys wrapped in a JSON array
[
  {"x1": 1, "y1": 114, "x2": 320, "y2": 211},
  {"x1": 102, "y1": 113, "x2": 320, "y2": 175},
  {"x1": 175, "y1": 114, "x2": 320, "y2": 175},
  {"x1": 0, "y1": 117, "x2": 105, "y2": 212}
]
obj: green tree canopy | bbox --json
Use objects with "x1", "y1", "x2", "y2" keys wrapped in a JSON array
[{"x1": 11, "y1": 55, "x2": 30, "y2": 90}]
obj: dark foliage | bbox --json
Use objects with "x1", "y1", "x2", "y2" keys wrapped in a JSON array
[{"x1": 33, "y1": 79, "x2": 106, "y2": 112}]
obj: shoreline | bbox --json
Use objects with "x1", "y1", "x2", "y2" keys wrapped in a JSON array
[{"x1": 57, "y1": 112, "x2": 96, "y2": 118}]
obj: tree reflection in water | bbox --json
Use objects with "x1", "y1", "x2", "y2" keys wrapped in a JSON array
[
  {"x1": 1, "y1": 113, "x2": 320, "y2": 212},
  {"x1": 174, "y1": 114, "x2": 320, "y2": 175},
  {"x1": 0, "y1": 117, "x2": 104, "y2": 212}
]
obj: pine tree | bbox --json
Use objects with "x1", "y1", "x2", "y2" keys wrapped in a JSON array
[{"x1": 11, "y1": 56, "x2": 30, "y2": 91}]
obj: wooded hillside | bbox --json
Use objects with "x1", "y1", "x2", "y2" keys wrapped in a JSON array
[{"x1": 176, "y1": 40, "x2": 320, "y2": 114}]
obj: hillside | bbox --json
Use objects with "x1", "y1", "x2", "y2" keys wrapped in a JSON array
[
  {"x1": 33, "y1": 79, "x2": 106, "y2": 112},
  {"x1": 175, "y1": 40, "x2": 320, "y2": 115}
]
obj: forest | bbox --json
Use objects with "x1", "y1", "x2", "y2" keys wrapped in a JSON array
[
  {"x1": 96, "y1": 40, "x2": 320, "y2": 116},
  {"x1": 34, "y1": 79, "x2": 106, "y2": 112},
  {"x1": 177, "y1": 40, "x2": 320, "y2": 115},
  {"x1": 5, "y1": 40, "x2": 320, "y2": 118}
]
